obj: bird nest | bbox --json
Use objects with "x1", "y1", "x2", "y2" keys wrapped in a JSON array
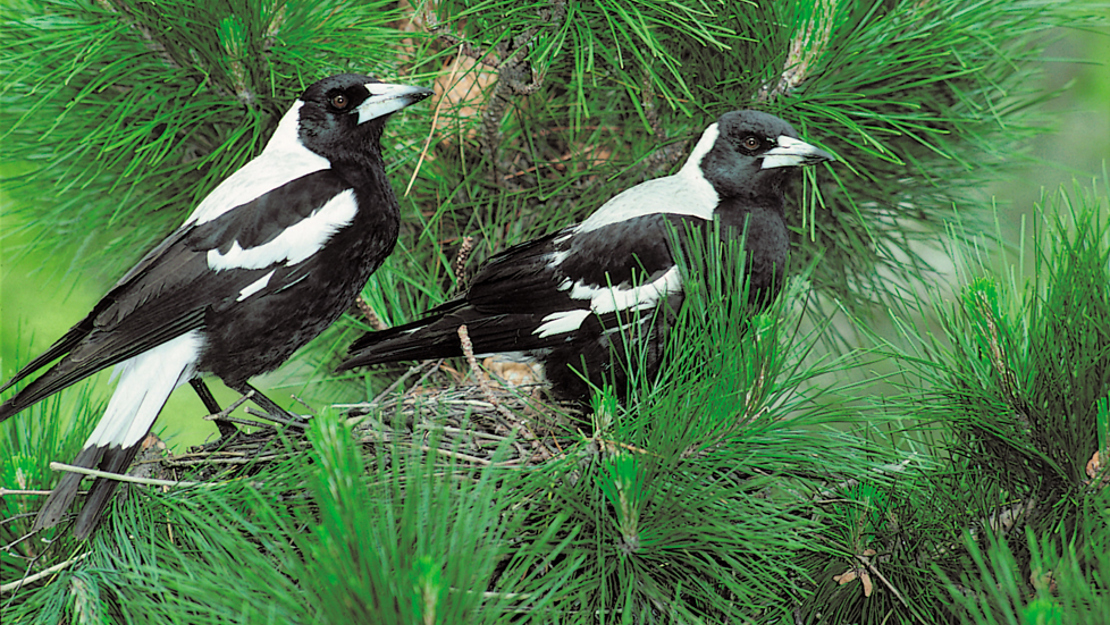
[{"x1": 136, "y1": 360, "x2": 577, "y2": 486}]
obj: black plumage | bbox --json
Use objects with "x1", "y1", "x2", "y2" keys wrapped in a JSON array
[
  {"x1": 339, "y1": 110, "x2": 835, "y2": 404},
  {"x1": 0, "y1": 73, "x2": 432, "y2": 538}
]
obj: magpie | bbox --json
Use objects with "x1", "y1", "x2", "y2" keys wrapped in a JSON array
[
  {"x1": 338, "y1": 110, "x2": 834, "y2": 404},
  {"x1": 0, "y1": 73, "x2": 433, "y2": 538}
]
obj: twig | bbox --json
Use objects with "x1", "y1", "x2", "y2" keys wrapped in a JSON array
[
  {"x1": 208, "y1": 391, "x2": 254, "y2": 420},
  {"x1": 342, "y1": 360, "x2": 442, "y2": 410},
  {"x1": 457, "y1": 326, "x2": 543, "y2": 462},
  {"x1": 457, "y1": 324, "x2": 487, "y2": 383},
  {"x1": 856, "y1": 552, "x2": 929, "y2": 625},
  {"x1": 405, "y1": 52, "x2": 459, "y2": 197},
  {"x1": 757, "y1": 0, "x2": 840, "y2": 102},
  {"x1": 0, "y1": 553, "x2": 90, "y2": 595},
  {"x1": 203, "y1": 412, "x2": 278, "y2": 429},
  {"x1": 419, "y1": 445, "x2": 496, "y2": 466},
  {"x1": 290, "y1": 394, "x2": 319, "y2": 417},
  {"x1": 49, "y1": 463, "x2": 206, "y2": 488},
  {"x1": 458, "y1": 325, "x2": 521, "y2": 426},
  {"x1": 0, "y1": 489, "x2": 53, "y2": 497},
  {"x1": 243, "y1": 407, "x2": 307, "y2": 429}
]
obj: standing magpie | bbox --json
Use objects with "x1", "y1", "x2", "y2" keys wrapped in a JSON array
[
  {"x1": 338, "y1": 110, "x2": 834, "y2": 404},
  {"x1": 0, "y1": 73, "x2": 432, "y2": 538}
]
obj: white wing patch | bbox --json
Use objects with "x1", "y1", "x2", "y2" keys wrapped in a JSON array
[
  {"x1": 535, "y1": 310, "x2": 592, "y2": 338},
  {"x1": 187, "y1": 102, "x2": 331, "y2": 226},
  {"x1": 88, "y1": 330, "x2": 203, "y2": 450},
  {"x1": 237, "y1": 269, "x2": 276, "y2": 301},
  {"x1": 576, "y1": 123, "x2": 720, "y2": 234},
  {"x1": 206, "y1": 189, "x2": 358, "y2": 270},
  {"x1": 534, "y1": 266, "x2": 683, "y2": 338}
]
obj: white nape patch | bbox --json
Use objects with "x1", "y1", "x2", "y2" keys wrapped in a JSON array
[
  {"x1": 207, "y1": 189, "x2": 358, "y2": 270},
  {"x1": 761, "y1": 135, "x2": 819, "y2": 169},
  {"x1": 357, "y1": 83, "x2": 429, "y2": 124},
  {"x1": 87, "y1": 331, "x2": 203, "y2": 450},
  {"x1": 237, "y1": 269, "x2": 276, "y2": 301},
  {"x1": 577, "y1": 124, "x2": 719, "y2": 234},
  {"x1": 187, "y1": 102, "x2": 331, "y2": 226},
  {"x1": 534, "y1": 266, "x2": 683, "y2": 338}
]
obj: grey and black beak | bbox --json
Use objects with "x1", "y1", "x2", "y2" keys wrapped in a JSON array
[
  {"x1": 760, "y1": 135, "x2": 836, "y2": 169},
  {"x1": 356, "y1": 82, "x2": 435, "y2": 124}
]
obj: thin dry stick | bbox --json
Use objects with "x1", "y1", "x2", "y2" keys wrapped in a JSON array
[
  {"x1": 0, "y1": 489, "x2": 53, "y2": 497},
  {"x1": 49, "y1": 462, "x2": 205, "y2": 488},
  {"x1": 856, "y1": 553, "x2": 929, "y2": 625},
  {"x1": 404, "y1": 52, "x2": 461, "y2": 196},
  {"x1": 379, "y1": 362, "x2": 435, "y2": 403},
  {"x1": 419, "y1": 445, "x2": 497, "y2": 466},
  {"x1": 457, "y1": 325, "x2": 522, "y2": 424},
  {"x1": 203, "y1": 412, "x2": 277, "y2": 429},
  {"x1": 290, "y1": 394, "x2": 319, "y2": 417},
  {"x1": 457, "y1": 325, "x2": 535, "y2": 460},
  {"x1": 204, "y1": 391, "x2": 253, "y2": 420},
  {"x1": 0, "y1": 553, "x2": 91, "y2": 596},
  {"x1": 244, "y1": 406, "x2": 306, "y2": 428}
]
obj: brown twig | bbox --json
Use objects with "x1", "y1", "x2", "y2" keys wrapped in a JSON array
[
  {"x1": 0, "y1": 553, "x2": 91, "y2": 596},
  {"x1": 757, "y1": 0, "x2": 840, "y2": 103},
  {"x1": 405, "y1": 51, "x2": 458, "y2": 197}
]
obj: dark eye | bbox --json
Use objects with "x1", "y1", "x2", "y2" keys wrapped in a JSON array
[
  {"x1": 331, "y1": 94, "x2": 349, "y2": 110},
  {"x1": 742, "y1": 136, "x2": 761, "y2": 150}
]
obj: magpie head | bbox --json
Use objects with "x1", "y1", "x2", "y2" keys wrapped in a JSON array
[
  {"x1": 295, "y1": 73, "x2": 433, "y2": 160},
  {"x1": 694, "y1": 110, "x2": 834, "y2": 200}
]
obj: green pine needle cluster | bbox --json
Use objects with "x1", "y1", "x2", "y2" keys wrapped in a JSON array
[{"x1": 2, "y1": 0, "x2": 1108, "y2": 622}]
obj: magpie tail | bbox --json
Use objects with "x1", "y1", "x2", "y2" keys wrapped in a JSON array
[
  {"x1": 340, "y1": 310, "x2": 470, "y2": 369},
  {"x1": 31, "y1": 442, "x2": 146, "y2": 540},
  {"x1": 31, "y1": 445, "x2": 103, "y2": 534},
  {"x1": 31, "y1": 331, "x2": 201, "y2": 536}
]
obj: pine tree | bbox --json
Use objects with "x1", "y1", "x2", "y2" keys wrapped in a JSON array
[{"x1": 1, "y1": 1, "x2": 1107, "y2": 622}]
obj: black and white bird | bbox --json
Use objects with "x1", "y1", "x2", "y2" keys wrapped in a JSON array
[
  {"x1": 338, "y1": 110, "x2": 834, "y2": 404},
  {"x1": 0, "y1": 73, "x2": 432, "y2": 538}
]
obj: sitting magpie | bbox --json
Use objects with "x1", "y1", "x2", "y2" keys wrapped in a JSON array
[
  {"x1": 338, "y1": 110, "x2": 834, "y2": 405},
  {"x1": 0, "y1": 73, "x2": 432, "y2": 538}
]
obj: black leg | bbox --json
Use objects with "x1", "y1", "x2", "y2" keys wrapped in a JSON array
[{"x1": 190, "y1": 377, "x2": 239, "y2": 438}]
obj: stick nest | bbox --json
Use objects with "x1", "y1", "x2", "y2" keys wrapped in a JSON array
[{"x1": 139, "y1": 362, "x2": 579, "y2": 484}]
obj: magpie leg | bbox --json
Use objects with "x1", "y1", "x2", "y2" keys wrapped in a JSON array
[
  {"x1": 189, "y1": 378, "x2": 239, "y2": 439},
  {"x1": 230, "y1": 382, "x2": 307, "y2": 427}
]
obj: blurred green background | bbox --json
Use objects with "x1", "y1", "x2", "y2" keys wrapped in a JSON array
[{"x1": 1, "y1": 19, "x2": 1107, "y2": 452}]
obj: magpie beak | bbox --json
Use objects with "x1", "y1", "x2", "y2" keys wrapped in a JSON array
[
  {"x1": 759, "y1": 135, "x2": 835, "y2": 169},
  {"x1": 357, "y1": 83, "x2": 435, "y2": 124}
]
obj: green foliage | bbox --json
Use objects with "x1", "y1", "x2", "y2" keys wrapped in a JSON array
[
  {"x1": 941, "y1": 499, "x2": 1110, "y2": 624},
  {"x1": 1, "y1": 214, "x2": 899, "y2": 622},
  {"x1": 821, "y1": 181, "x2": 1110, "y2": 625},
  {"x1": 2, "y1": 0, "x2": 1109, "y2": 622},
  {"x1": 918, "y1": 181, "x2": 1108, "y2": 516},
  {"x1": 1, "y1": 0, "x2": 417, "y2": 273}
]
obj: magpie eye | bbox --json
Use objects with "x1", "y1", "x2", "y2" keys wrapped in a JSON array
[
  {"x1": 742, "y1": 136, "x2": 761, "y2": 150},
  {"x1": 331, "y1": 94, "x2": 349, "y2": 110}
]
